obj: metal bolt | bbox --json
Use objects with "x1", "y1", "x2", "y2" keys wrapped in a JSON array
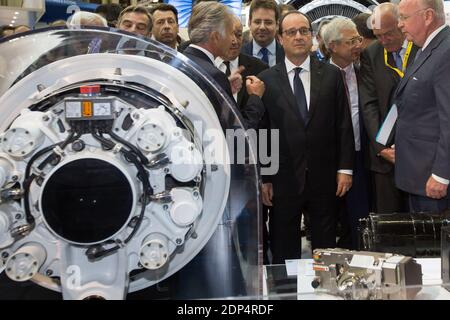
[
  {"x1": 46, "y1": 269, "x2": 53, "y2": 276},
  {"x1": 1, "y1": 252, "x2": 9, "y2": 259},
  {"x1": 115, "y1": 128, "x2": 120, "y2": 132},
  {"x1": 11, "y1": 175, "x2": 18, "y2": 181},
  {"x1": 133, "y1": 114, "x2": 140, "y2": 120},
  {"x1": 193, "y1": 191, "x2": 199, "y2": 198},
  {"x1": 42, "y1": 116, "x2": 49, "y2": 121},
  {"x1": 163, "y1": 204, "x2": 169, "y2": 211},
  {"x1": 164, "y1": 168, "x2": 170, "y2": 174},
  {"x1": 176, "y1": 238, "x2": 182, "y2": 245},
  {"x1": 15, "y1": 213, "x2": 22, "y2": 220}
]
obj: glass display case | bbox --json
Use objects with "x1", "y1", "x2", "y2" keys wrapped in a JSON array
[{"x1": 0, "y1": 27, "x2": 261, "y2": 300}]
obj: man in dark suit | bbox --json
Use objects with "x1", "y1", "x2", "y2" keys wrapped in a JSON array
[
  {"x1": 215, "y1": 16, "x2": 269, "y2": 110},
  {"x1": 241, "y1": 0, "x2": 285, "y2": 67},
  {"x1": 149, "y1": 3, "x2": 179, "y2": 50},
  {"x1": 259, "y1": 11, "x2": 355, "y2": 263},
  {"x1": 323, "y1": 17, "x2": 370, "y2": 249},
  {"x1": 394, "y1": 0, "x2": 450, "y2": 212},
  {"x1": 359, "y1": 2, "x2": 419, "y2": 213},
  {"x1": 183, "y1": 2, "x2": 265, "y2": 129}
]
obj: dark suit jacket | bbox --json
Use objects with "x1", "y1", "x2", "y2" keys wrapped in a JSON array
[
  {"x1": 259, "y1": 56, "x2": 355, "y2": 197},
  {"x1": 241, "y1": 40, "x2": 285, "y2": 66},
  {"x1": 394, "y1": 26, "x2": 450, "y2": 196},
  {"x1": 237, "y1": 53, "x2": 269, "y2": 111},
  {"x1": 359, "y1": 40, "x2": 419, "y2": 174},
  {"x1": 183, "y1": 46, "x2": 264, "y2": 129}
]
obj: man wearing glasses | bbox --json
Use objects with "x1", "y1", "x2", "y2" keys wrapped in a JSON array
[
  {"x1": 394, "y1": 0, "x2": 450, "y2": 213},
  {"x1": 359, "y1": 3, "x2": 419, "y2": 215},
  {"x1": 322, "y1": 17, "x2": 370, "y2": 249},
  {"x1": 259, "y1": 11, "x2": 354, "y2": 262}
]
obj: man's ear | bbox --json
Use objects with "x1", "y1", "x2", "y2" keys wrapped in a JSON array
[{"x1": 327, "y1": 42, "x2": 335, "y2": 54}]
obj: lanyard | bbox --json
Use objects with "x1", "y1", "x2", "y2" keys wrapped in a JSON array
[{"x1": 383, "y1": 41, "x2": 413, "y2": 78}]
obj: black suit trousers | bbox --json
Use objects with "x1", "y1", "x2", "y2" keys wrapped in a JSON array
[{"x1": 270, "y1": 178, "x2": 337, "y2": 264}]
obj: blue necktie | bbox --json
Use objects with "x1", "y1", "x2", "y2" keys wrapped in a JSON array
[
  {"x1": 294, "y1": 67, "x2": 309, "y2": 124},
  {"x1": 393, "y1": 51, "x2": 403, "y2": 70},
  {"x1": 260, "y1": 47, "x2": 269, "y2": 65}
]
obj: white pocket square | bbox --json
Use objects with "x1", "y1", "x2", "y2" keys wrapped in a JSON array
[{"x1": 412, "y1": 76, "x2": 418, "y2": 80}]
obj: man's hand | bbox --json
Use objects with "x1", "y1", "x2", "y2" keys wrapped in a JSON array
[
  {"x1": 246, "y1": 75, "x2": 265, "y2": 97},
  {"x1": 262, "y1": 183, "x2": 273, "y2": 206},
  {"x1": 426, "y1": 175, "x2": 448, "y2": 199},
  {"x1": 336, "y1": 173, "x2": 352, "y2": 197},
  {"x1": 229, "y1": 66, "x2": 245, "y2": 94},
  {"x1": 379, "y1": 147, "x2": 395, "y2": 164}
]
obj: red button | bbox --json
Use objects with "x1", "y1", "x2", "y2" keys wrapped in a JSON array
[{"x1": 80, "y1": 85, "x2": 100, "y2": 94}]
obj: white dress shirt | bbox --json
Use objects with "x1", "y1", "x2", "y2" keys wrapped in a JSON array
[
  {"x1": 253, "y1": 39, "x2": 277, "y2": 67},
  {"x1": 285, "y1": 56, "x2": 352, "y2": 175},
  {"x1": 330, "y1": 59, "x2": 361, "y2": 152},
  {"x1": 215, "y1": 56, "x2": 239, "y2": 102}
]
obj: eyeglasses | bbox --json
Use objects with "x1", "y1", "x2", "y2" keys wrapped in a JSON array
[
  {"x1": 340, "y1": 36, "x2": 363, "y2": 46},
  {"x1": 283, "y1": 27, "x2": 312, "y2": 37},
  {"x1": 398, "y1": 8, "x2": 430, "y2": 21}
]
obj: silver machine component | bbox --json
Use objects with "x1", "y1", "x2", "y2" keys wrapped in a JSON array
[
  {"x1": 0, "y1": 29, "x2": 260, "y2": 300},
  {"x1": 311, "y1": 248, "x2": 423, "y2": 300}
]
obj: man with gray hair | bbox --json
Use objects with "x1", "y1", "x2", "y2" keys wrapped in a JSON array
[
  {"x1": 394, "y1": 0, "x2": 450, "y2": 212},
  {"x1": 359, "y1": 2, "x2": 419, "y2": 214},
  {"x1": 322, "y1": 17, "x2": 369, "y2": 248},
  {"x1": 67, "y1": 11, "x2": 108, "y2": 28},
  {"x1": 183, "y1": 2, "x2": 265, "y2": 129}
]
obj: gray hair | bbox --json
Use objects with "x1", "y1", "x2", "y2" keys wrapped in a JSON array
[
  {"x1": 67, "y1": 11, "x2": 108, "y2": 28},
  {"x1": 188, "y1": 2, "x2": 232, "y2": 44},
  {"x1": 322, "y1": 17, "x2": 357, "y2": 49},
  {"x1": 421, "y1": 0, "x2": 445, "y2": 21}
]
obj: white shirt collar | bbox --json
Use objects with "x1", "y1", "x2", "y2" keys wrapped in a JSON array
[
  {"x1": 253, "y1": 39, "x2": 276, "y2": 57},
  {"x1": 214, "y1": 56, "x2": 239, "y2": 69},
  {"x1": 329, "y1": 58, "x2": 354, "y2": 74},
  {"x1": 189, "y1": 44, "x2": 215, "y2": 64},
  {"x1": 422, "y1": 24, "x2": 446, "y2": 50},
  {"x1": 285, "y1": 55, "x2": 310, "y2": 73}
]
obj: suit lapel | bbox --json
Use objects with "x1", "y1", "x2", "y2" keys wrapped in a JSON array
[
  {"x1": 276, "y1": 63, "x2": 305, "y2": 124},
  {"x1": 308, "y1": 56, "x2": 323, "y2": 123},
  {"x1": 396, "y1": 26, "x2": 449, "y2": 95},
  {"x1": 237, "y1": 54, "x2": 248, "y2": 107}
]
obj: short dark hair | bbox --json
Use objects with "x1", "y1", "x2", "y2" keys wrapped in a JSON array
[
  {"x1": 352, "y1": 12, "x2": 376, "y2": 40},
  {"x1": 118, "y1": 5, "x2": 153, "y2": 32},
  {"x1": 278, "y1": 11, "x2": 312, "y2": 35},
  {"x1": 278, "y1": 3, "x2": 296, "y2": 17},
  {"x1": 249, "y1": 0, "x2": 280, "y2": 23},
  {"x1": 150, "y1": 4, "x2": 179, "y2": 24}
]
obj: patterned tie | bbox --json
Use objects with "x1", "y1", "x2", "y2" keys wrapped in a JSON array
[
  {"x1": 259, "y1": 47, "x2": 269, "y2": 65},
  {"x1": 223, "y1": 61, "x2": 231, "y2": 77},
  {"x1": 293, "y1": 67, "x2": 309, "y2": 124}
]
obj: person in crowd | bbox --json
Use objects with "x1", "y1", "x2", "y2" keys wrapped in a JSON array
[
  {"x1": 14, "y1": 25, "x2": 31, "y2": 34},
  {"x1": 0, "y1": 25, "x2": 15, "y2": 38},
  {"x1": 117, "y1": 5, "x2": 152, "y2": 37},
  {"x1": 95, "y1": 3, "x2": 123, "y2": 27},
  {"x1": 278, "y1": 3, "x2": 296, "y2": 17},
  {"x1": 150, "y1": 4, "x2": 179, "y2": 49},
  {"x1": 323, "y1": 17, "x2": 370, "y2": 248},
  {"x1": 184, "y1": 2, "x2": 265, "y2": 130},
  {"x1": 394, "y1": 0, "x2": 450, "y2": 212},
  {"x1": 242, "y1": 0, "x2": 285, "y2": 67},
  {"x1": 359, "y1": 2, "x2": 419, "y2": 213},
  {"x1": 259, "y1": 11, "x2": 354, "y2": 263},
  {"x1": 67, "y1": 11, "x2": 107, "y2": 28},
  {"x1": 352, "y1": 12, "x2": 377, "y2": 50}
]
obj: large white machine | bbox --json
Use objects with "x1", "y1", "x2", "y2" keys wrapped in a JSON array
[{"x1": 0, "y1": 28, "x2": 261, "y2": 300}]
